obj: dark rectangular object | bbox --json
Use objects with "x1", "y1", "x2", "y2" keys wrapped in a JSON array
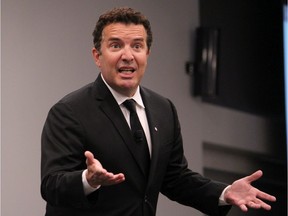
[
  {"x1": 197, "y1": 0, "x2": 284, "y2": 117},
  {"x1": 194, "y1": 27, "x2": 220, "y2": 98}
]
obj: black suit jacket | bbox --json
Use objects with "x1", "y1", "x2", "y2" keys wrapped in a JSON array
[{"x1": 41, "y1": 74, "x2": 231, "y2": 216}]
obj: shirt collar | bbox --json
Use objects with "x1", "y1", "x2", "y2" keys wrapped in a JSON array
[{"x1": 101, "y1": 74, "x2": 145, "y2": 108}]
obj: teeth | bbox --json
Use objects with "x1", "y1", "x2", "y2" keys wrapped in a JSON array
[{"x1": 119, "y1": 69, "x2": 135, "y2": 72}]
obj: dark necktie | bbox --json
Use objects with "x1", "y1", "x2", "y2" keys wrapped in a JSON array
[{"x1": 123, "y1": 99, "x2": 150, "y2": 177}]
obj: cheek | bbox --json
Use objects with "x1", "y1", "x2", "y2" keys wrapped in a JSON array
[
  {"x1": 138, "y1": 54, "x2": 149, "y2": 65},
  {"x1": 138, "y1": 58, "x2": 148, "y2": 71},
  {"x1": 103, "y1": 55, "x2": 120, "y2": 68}
]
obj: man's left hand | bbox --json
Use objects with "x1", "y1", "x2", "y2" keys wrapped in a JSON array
[{"x1": 224, "y1": 170, "x2": 276, "y2": 212}]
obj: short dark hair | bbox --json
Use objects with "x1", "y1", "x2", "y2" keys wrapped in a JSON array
[{"x1": 92, "y1": 7, "x2": 153, "y2": 52}]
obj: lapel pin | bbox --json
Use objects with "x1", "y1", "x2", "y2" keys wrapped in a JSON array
[{"x1": 154, "y1": 127, "x2": 158, "y2": 131}]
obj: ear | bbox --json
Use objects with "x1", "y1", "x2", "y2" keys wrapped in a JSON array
[
  {"x1": 92, "y1": 47, "x2": 101, "y2": 67},
  {"x1": 146, "y1": 48, "x2": 151, "y2": 56}
]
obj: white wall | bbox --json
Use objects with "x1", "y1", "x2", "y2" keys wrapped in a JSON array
[{"x1": 1, "y1": 1, "x2": 277, "y2": 215}]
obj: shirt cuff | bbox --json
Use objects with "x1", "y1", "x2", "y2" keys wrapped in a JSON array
[
  {"x1": 82, "y1": 169, "x2": 100, "y2": 195},
  {"x1": 219, "y1": 185, "x2": 231, "y2": 206}
]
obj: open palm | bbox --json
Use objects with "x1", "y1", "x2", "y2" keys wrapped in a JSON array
[{"x1": 224, "y1": 170, "x2": 276, "y2": 212}]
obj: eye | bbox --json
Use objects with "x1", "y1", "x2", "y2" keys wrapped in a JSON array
[
  {"x1": 134, "y1": 44, "x2": 141, "y2": 49},
  {"x1": 109, "y1": 43, "x2": 122, "y2": 50},
  {"x1": 132, "y1": 43, "x2": 144, "y2": 51}
]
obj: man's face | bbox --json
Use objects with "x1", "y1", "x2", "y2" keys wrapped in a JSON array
[{"x1": 92, "y1": 23, "x2": 150, "y2": 97}]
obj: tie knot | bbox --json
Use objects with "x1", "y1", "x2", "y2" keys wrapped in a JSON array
[{"x1": 123, "y1": 99, "x2": 136, "y2": 113}]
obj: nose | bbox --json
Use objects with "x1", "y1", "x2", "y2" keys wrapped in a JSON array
[{"x1": 121, "y1": 47, "x2": 134, "y2": 62}]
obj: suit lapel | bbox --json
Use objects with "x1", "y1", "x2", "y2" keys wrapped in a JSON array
[
  {"x1": 140, "y1": 88, "x2": 162, "y2": 185},
  {"x1": 93, "y1": 75, "x2": 149, "y2": 178}
]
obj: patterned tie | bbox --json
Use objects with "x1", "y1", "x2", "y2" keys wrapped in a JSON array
[{"x1": 123, "y1": 99, "x2": 150, "y2": 177}]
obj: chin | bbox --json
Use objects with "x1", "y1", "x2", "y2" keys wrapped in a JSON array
[
  {"x1": 119, "y1": 84, "x2": 137, "y2": 96},
  {"x1": 119, "y1": 79, "x2": 138, "y2": 87}
]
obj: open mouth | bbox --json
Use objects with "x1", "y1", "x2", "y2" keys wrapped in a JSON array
[{"x1": 118, "y1": 68, "x2": 136, "y2": 73}]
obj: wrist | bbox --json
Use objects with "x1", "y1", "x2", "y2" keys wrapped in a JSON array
[
  {"x1": 82, "y1": 169, "x2": 100, "y2": 195},
  {"x1": 219, "y1": 185, "x2": 231, "y2": 205}
]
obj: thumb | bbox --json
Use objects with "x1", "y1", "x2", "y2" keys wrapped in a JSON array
[
  {"x1": 245, "y1": 170, "x2": 263, "y2": 183},
  {"x1": 84, "y1": 151, "x2": 95, "y2": 166}
]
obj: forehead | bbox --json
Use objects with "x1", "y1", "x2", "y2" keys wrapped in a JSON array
[{"x1": 102, "y1": 23, "x2": 147, "y2": 41}]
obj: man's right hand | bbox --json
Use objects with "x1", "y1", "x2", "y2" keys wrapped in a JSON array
[{"x1": 84, "y1": 151, "x2": 125, "y2": 188}]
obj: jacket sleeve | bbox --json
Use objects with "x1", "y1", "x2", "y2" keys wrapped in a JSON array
[
  {"x1": 41, "y1": 102, "x2": 98, "y2": 208},
  {"x1": 160, "y1": 100, "x2": 231, "y2": 216}
]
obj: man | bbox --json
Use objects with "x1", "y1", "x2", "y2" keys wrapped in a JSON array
[{"x1": 41, "y1": 7, "x2": 276, "y2": 216}]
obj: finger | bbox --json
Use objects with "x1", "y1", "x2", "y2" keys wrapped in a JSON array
[
  {"x1": 102, "y1": 172, "x2": 122, "y2": 181},
  {"x1": 106, "y1": 175, "x2": 125, "y2": 185},
  {"x1": 99, "y1": 173, "x2": 125, "y2": 185},
  {"x1": 247, "y1": 201, "x2": 261, "y2": 209},
  {"x1": 103, "y1": 173, "x2": 121, "y2": 182},
  {"x1": 84, "y1": 151, "x2": 95, "y2": 166},
  {"x1": 257, "y1": 191, "x2": 277, "y2": 202},
  {"x1": 239, "y1": 204, "x2": 248, "y2": 212},
  {"x1": 245, "y1": 170, "x2": 263, "y2": 183},
  {"x1": 111, "y1": 173, "x2": 125, "y2": 183},
  {"x1": 259, "y1": 202, "x2": 272, "y2": 211},
  {"x1": 251, "y1": 199, "x2": 272, "y2": 211},
  {"x1": 245, "y1": 196, "x2": 274, "y2": 211}
]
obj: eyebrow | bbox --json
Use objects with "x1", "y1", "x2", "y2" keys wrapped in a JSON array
[
  {"x1": 107, "y1": 37, "x2": 145, "y2": 42},
  {"x1": 107, "y1": 37, "x2": 121, "y2": 42}
]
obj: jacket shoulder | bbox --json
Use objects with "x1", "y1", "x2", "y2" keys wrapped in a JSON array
[
  {"x1": 140, "y1": 86, "x2": 175, "y2": 109},
  {"x1": 58, "y1": 82, "x2": 95, "y2": 105}
]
